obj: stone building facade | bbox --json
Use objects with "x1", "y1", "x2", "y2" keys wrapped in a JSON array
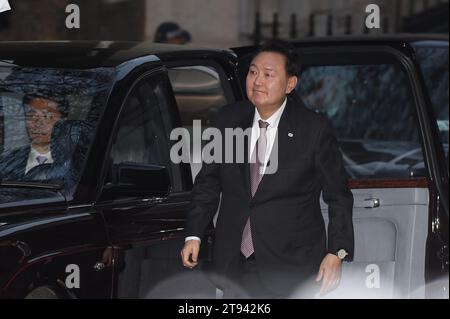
[{"x1": 0, "y1": 0, "x2": 447, "y2": 47}]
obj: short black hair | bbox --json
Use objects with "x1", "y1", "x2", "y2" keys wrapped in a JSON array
[
  {"x1": 255, "y1": 39, "x2": 301, "y2": 77},
  {"x1": 23, "y1": 93, "x2": 69, "y2": 117}
]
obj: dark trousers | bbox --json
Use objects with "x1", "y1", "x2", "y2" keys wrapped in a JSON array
[
  {"x1": 222, "y1": 254, "x2": 320, "y2": 299},
  {"x1": 223, "y1": 254, "x2": 284, "y2": 299}
]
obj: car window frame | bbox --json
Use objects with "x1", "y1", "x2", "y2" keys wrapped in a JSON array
[
  {"x1": 165, "y1": 59, "x2": 238, "y2": 109},
  {"x1": 97, "y1": 68, "x2": 182, "y2": 203},
  {"x1": 0, "y1": 65, "x2": 116, "y2": 193},
  {"x1": 163, "y1": 58, "x2": 243, "y2": 192},
  {"x1": 411, "y1": 41, "x2": 449, "y2": 172}
]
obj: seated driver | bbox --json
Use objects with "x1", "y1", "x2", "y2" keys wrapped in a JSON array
[
  {"x1": 0, "y1": 94, "x2": 65, "y2": 179},
  {"x1": 23, "y1": 94, "x2": 64, "y2": 173}
]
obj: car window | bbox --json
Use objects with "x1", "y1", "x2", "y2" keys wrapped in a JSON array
[
  {"x1": 168, "y1": 65, "x2": 230, "y2": 128},
  {"x1": 297, "y1": 63, "x2": 424, "y2": 179},
  {"x1": 167, "y1": 64, "x2": 235, "y2": 180},
  {"x1": 0, "y1": 64, "x2": 114, "y2": 192},
  {"x1": 111, "y1": 79, "x2": 171, "y2": 167},
  {"x1": 413, "y1": 41, "x2": 449, "y2": 161}
]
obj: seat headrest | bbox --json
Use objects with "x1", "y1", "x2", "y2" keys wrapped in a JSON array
[{"x1": 50, "y1": 120, "x2": 84, "y2": 164}]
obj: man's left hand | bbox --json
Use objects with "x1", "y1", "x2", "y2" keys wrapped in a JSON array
[{"x1": 315, "y1": 253, "x2": 342, "y2": 296}]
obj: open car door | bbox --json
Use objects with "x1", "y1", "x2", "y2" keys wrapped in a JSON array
[{"x1": 232, "y1": 37, "x2": 449, "y2": 298}]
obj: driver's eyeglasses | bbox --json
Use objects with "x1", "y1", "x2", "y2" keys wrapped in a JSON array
[{"x1": 25, "y1": 111, "x2": 58, "y2": 122}]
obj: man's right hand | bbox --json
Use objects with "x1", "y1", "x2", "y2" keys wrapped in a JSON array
[{"x1": 181, "y1": 239, "x2": 200, "y2": 269}]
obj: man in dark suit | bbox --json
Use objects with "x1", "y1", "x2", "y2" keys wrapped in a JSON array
[
  {"x1": 181, "y1": 40, "x2": 354, "y2": 298},
  {"x1": 0, "y1": 94, "x2": 64, "y2": 179}
]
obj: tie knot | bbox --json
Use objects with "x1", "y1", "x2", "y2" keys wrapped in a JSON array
[
  {"x1": 36, "y1": 155, "x2": 47, "y2": 165},
  {"x1": 258, "y1": 120, "x2": 269, "y2": 129}
]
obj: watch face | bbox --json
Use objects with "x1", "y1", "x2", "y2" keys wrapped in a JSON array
[{"x1": 337, "y1": 249, "x2": 348, "y2": 259}]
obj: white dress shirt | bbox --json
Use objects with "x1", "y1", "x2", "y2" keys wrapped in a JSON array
[
  {"x1": 185, "y1": 98, "x2": 287, "y2": 244},
  {"x1": 249, "y1": 98, "x2": 286, "y2": 173},
  {"x1": 0, "y1": 0, "x2": 11, "y2": 13},
  {"x1": 25, "y1": 147, "x2": 53, "y2": 174}
]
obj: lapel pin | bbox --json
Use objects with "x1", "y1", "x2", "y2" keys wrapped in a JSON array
[{"x1": 288, "y1": 132, "x2": 294, "y2": 138}]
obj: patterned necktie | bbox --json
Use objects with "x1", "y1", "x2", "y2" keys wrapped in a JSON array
[
  {"x1": 36, "y1": 155, "x2": 48, "y2": 165},
  {"x1": 241, "y1": 120, "x2": 269, "y2": 258}
]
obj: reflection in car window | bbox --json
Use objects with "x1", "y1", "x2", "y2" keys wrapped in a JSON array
[
  {"x1": 0, "y1": 65, "x2": 114, "y2": 193},
  {"x1": 298, "y1": 64, "x2": 424, "y2": 179},
  {"x1": 168, "y1": 65, "x2": 232, "y2": 180},
  {"x1": 413, "y1": 42, "x2": 449, "y2": 160},
  {"x1": 168, "y1": 66, "x2": 228, "y2": 127}
]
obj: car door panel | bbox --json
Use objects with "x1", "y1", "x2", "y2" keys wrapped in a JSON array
[
  {"x1": 100, "y1": 70, "x2": 216, "y2": 298},
  {"x1": 321, "y1": 187, "x2": 429, "y2": 298},
  {"x1": 0, "y1": 204, "x2": 111, "y2": 299},
  {"x1": 100, "y1": 195, "x2": 215, "y2": 298}
]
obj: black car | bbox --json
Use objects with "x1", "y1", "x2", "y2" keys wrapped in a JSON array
[{"x1": 0, "y1": 35, "x2": 448, "y2": 298}]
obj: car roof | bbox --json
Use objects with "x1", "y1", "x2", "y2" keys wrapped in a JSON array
[
  {"x1": 290, "y1": 33, "x2": 448, "y2": 43},
  {"x1": 0, "y1": 41, "x2": 233, "y2": 69},
  {"x1": 232, "y1": 34, "x2": 448, "y2": 55},
  {"x1": 1, "y1": 34, "x2": 447, "y2": 69}
]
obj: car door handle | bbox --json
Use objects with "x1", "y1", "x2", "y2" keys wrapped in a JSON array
[
  {"x1": 363, "y1": 198, "x2": 381, "y2": 208},
  {"x1": 111, "y1": 197, "x2": 166, "y2": 211},
  {"x1": 142, "y1": 197, "x2": 165, "y2": 205}
]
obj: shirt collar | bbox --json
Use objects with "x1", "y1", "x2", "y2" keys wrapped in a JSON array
[
  {"x1": 30, "y1": 147, "x2": 52, "y2": 160},
  {"x1": 253, "y1": 97, "x2": 287, "y2": 129}
]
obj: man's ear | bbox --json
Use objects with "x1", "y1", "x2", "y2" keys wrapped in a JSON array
[{"x1": 286, "y1": 75, "x2": 298, "y2": 94}]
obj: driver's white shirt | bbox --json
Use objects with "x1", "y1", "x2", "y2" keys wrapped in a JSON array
[
  {"x1": 25, "y1": 147, "x2": 54, "y2": 174},
  {"x1": 0, "y1": 1, "x2": 11, "y2": 13}
]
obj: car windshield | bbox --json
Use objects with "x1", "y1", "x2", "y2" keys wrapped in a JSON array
[{"x1": 0, "y1": 64, "x2": 114, "y2": 194}]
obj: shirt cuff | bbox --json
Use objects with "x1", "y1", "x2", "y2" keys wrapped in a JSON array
[{"x1": 185, "y1": 236, "x2": 201, "y2": 243}]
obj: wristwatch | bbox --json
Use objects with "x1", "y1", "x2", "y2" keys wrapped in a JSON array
[{"x1": 335, "y1": 249, "x2": 348, "y2": 260}]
